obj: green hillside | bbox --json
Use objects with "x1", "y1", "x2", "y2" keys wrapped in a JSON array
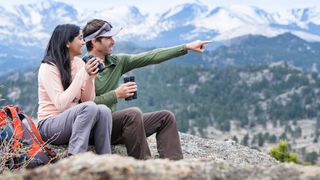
[{"x1": 2, "y1": 62, "x2": 320, "y2": 137}]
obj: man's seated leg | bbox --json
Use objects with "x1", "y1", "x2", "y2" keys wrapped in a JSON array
[
  {"x1": 143, "y1": 110, "x2": 183, "y2": 160},
  {"x1": 111, "y1": 107, "x2": 151, "y2": 159}
]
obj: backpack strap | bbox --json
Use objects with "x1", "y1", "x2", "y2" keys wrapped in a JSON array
[
  {"x1": 0, "y1": 108, "x2": 8, "y2": 126},
  {"x1": 19, "y1": 113, "x2": 57, "y2": 159},
  {"x1": 4, "y1": 106, "x2": 23, "y2": 149}
]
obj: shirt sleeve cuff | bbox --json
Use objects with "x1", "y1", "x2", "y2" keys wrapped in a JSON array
[
  {"x1": 111, "y1": 90, "x2": 118, "y2": 104},
  {"x1": 178, "y1": 45, "x2": 188, "y2": 55}
]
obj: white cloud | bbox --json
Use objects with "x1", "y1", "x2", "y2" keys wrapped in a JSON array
[{"x1": 1, "y1": 0, "x2": 319, "y2": 15}]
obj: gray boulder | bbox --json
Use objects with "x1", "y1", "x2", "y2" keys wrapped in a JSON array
[
  {"x1": 51, "y1": 132, "x2": 278, "y2": 167},
  {"x1": 2, "y1": 133, "x2": 320, "y2": 179},
  {"x1": 4, "y1": 153, "x2": 320, "y2": 180}
]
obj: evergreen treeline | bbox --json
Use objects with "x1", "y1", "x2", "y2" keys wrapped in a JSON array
[{"x1": 1, "y1": 62, "x2": 320, "y2": 136}]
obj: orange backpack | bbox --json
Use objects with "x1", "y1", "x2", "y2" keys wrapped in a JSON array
[{"x1": 0, "y1": 105, "x2": 57, "y2": 169}]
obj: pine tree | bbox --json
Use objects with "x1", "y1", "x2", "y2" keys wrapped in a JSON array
[
  {"x1": 241, "y1": 134, "x2": 249, "y2": 146},
  {"x1": 258, "y1": 133, "x2": 265, "y2": 147},
  {"x1": 269, "y1": 140, "x2": 298, "y2": 163}
]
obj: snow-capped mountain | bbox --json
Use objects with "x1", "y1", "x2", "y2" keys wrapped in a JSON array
[
  {"x1": 0, "y1": 0, "x2": 320, "y2": 74},
  {"x1": 1, "y1": 1, "x2": 320, "y2": 47}
]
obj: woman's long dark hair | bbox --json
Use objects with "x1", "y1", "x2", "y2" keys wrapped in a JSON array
[{"x1": 42, "y1": 24, "x2": 80, "y2": 90}]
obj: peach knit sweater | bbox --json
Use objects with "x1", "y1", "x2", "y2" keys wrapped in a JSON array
[{"x1": 37, "y1": 57, "x2": 95, "y2": 121}]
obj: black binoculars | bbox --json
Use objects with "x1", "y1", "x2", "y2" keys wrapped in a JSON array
[
  {"x1": 124, "y1": 76, "x2": 137, "y2": 101},
  {"x1": 82, "y1": 55, "x2": 105, "y2": 73}
]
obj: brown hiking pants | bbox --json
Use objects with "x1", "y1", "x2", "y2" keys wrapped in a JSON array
[{"x1": 111, "y1": 107, "x2": 183, "y2": 160}]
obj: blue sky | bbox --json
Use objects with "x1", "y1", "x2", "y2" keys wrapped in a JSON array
[{"x1": 1, "y1": 0, "x2": 320, "y2": 14}]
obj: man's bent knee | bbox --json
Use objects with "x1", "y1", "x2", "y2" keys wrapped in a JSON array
[
  {"x1": 161, "y1": 110, "x2": 176, "y2": 123},
  {"x1": 126, "y1": 107, "x2": 143, "y2": 116},
  {"x1": 124, "y1": 107, "x2": 143, "y2": 125}
]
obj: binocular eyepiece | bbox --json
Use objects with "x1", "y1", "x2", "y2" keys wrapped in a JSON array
[
  {"x1": 124, "y1": 76, "x2": 137, "y2": 101},
  {"x1": 82, "y1": 55, "x2": 105, "y2": 73}
]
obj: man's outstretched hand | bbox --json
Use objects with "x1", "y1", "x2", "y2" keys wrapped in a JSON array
[{"x1": 186, "y1": 40, "x2": 213, "y2": 53}]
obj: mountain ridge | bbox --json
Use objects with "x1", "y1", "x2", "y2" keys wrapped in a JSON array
[{"x1": 1, "y1": 1, "x2": 320, "y2": 48}]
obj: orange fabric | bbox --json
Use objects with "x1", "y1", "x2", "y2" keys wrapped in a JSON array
[
  {"x1": 27, "y1": 135, "x2": 41, "y2": 157},
  {"x1": 6, "y1": 106, "x2": 22, "y2": 149},
  {"x1": 0, "y1": 110, "x2": 7, "y2": 126},
  {"x1": 25, "y1": 114, "x2": 56, "y2": 158},
  {"x1": 1, "y1": 105, "x2": 56, "y2": 163}
]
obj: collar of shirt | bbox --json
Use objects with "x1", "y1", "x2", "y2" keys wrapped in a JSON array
[{"x1": 105, "y1": 55, "x2": 118, "y2": 67}]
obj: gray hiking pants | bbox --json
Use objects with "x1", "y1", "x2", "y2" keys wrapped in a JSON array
[{"x1": 37, "y1": 101, "x2": 112, "y2": 155}]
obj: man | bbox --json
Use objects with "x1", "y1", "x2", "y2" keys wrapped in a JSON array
[{"x1": 82, "y1": 19, "x2": 211, "y2": 160}]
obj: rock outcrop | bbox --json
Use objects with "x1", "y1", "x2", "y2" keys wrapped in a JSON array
[{"x1": 2, "y1": 133, "x2": 320, "y2": 179}]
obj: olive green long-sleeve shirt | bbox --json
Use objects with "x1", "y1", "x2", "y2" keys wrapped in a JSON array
[{"x1": 94, "y1": 45, "x2": 188, "y2": 111}]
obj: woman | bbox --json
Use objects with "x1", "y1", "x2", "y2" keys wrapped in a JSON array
[{"x1": 37, "y1": 24, "x2": 112, "y2": 156}]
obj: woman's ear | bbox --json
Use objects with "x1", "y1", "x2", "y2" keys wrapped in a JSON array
[{"x1": 66, "y1": 42, "x2": 70, "y2": 48}]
